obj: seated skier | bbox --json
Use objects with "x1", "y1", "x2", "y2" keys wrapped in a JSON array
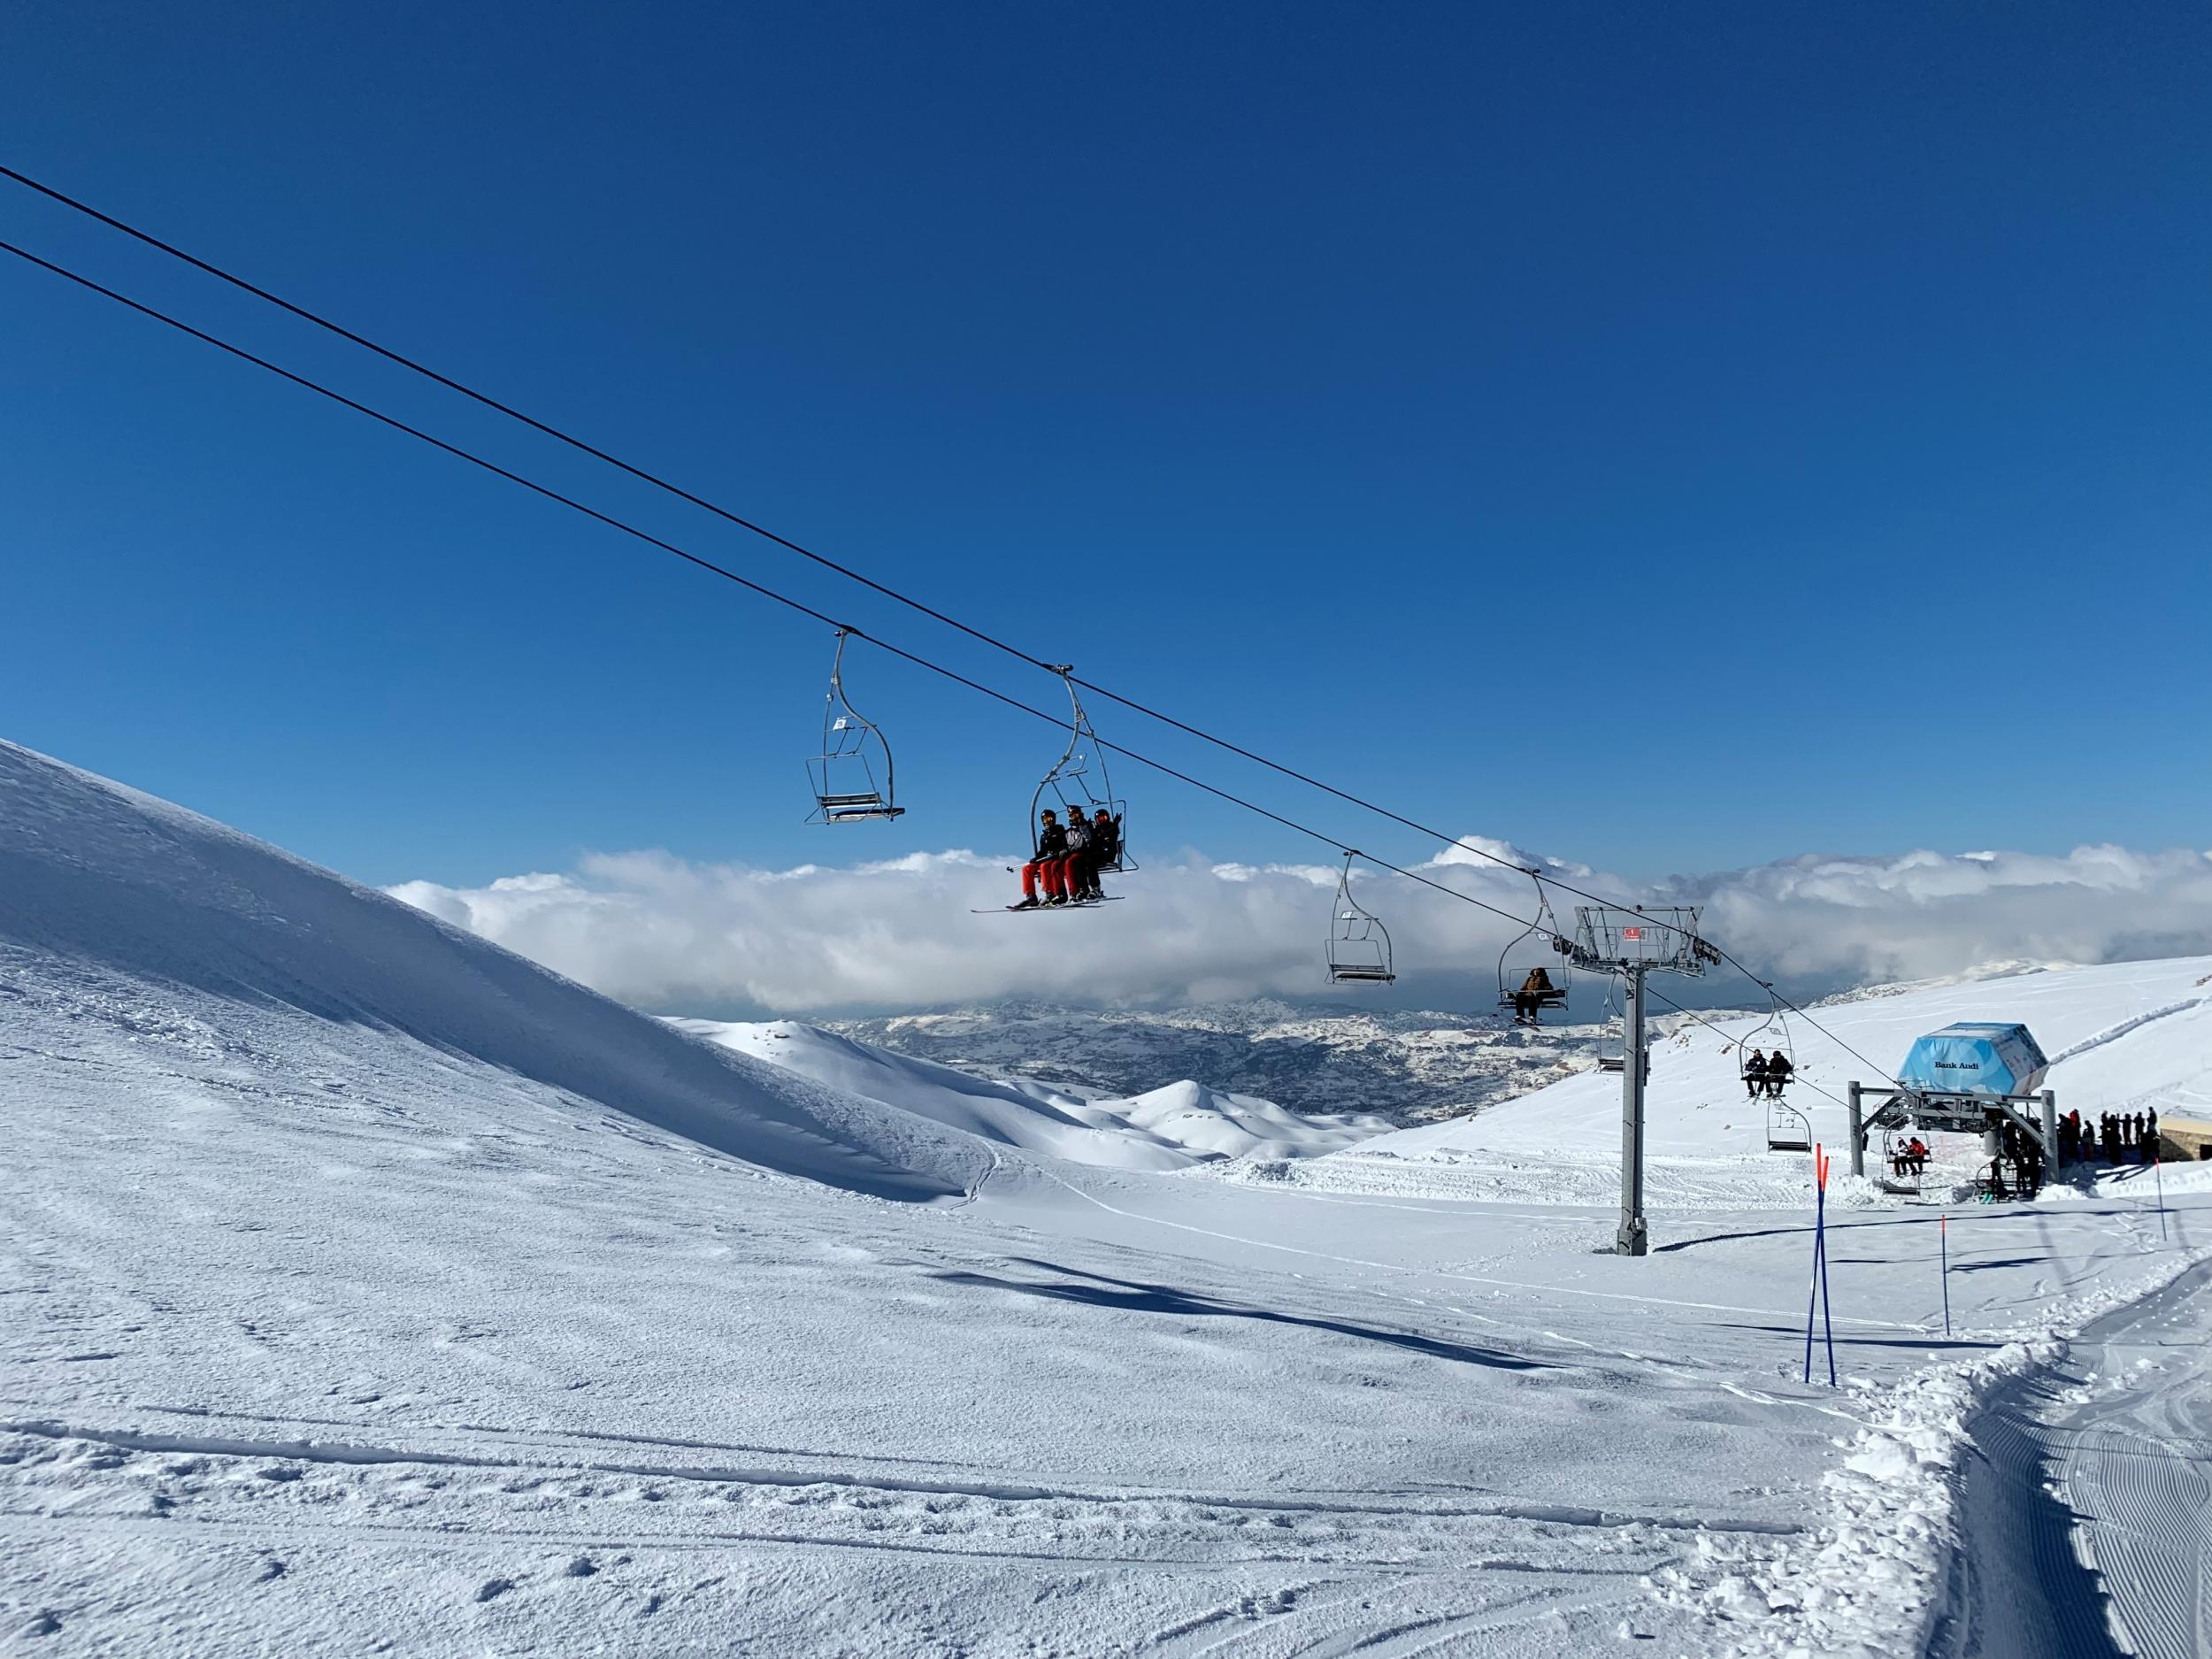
[
  {"x1": 1056, "y1": 810, "x2": 1093, "y2": 906},
  {"x1": 1013, "y1": 810, "x2": 1070, "y2": 909},
  {"x1": 1084, "y1": 807, "x2": 1121, "y2": 899},
  {"x1": 1763, "y1": 1051, "x2": 1794, "y2": 1098},
  {"x1": 1742, "y1": 1049, "x2": 1769, "y2": 1100},
  {"x1": 1510, "y1": 966, "x2": 1559, "y2": 1025}
]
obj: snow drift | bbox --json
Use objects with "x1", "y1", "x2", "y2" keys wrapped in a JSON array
[{"x1": 0, "y1": 740, "x2": 990, "y2": 1201}]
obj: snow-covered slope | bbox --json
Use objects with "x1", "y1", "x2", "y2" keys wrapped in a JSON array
[
  {"x1": 672, "y1": 1017, "x2": 1391, "y2": 1168},
  {"x1": 8, "y1": 736, "x2": 2212, "y2": 1659},
  {"x1": 1286, "y1": 956, "x2": 2212, "y2": 1207},
  {"x1": 0, "y1": 740, "x2": 990, "y2": 1202}
]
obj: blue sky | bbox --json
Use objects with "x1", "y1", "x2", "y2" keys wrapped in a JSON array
[{"x1": 4, "y1": 0, "x2": 2208, "y2": 894}]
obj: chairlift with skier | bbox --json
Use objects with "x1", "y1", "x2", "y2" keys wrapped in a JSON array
[
  {"x1": 1497, "y1": 876, "x2": 1572, "y2": 1025},
  {"x1": 981, "y1": 669, "x2": 1134, "y2": 914},
  {"x1": 1027, "y1": 668, "x2": 1131, "y2": 876}
]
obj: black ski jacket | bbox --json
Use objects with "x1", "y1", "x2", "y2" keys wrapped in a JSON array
[{"x1": 1033, "y1": 822, "x2": 1068, "y2": 860}]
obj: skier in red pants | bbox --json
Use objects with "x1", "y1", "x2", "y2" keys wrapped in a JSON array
[{"x1": 1014, "y1": 810, "x2": 1071, "y2": 908}]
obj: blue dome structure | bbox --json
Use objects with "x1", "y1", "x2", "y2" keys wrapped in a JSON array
[{"x1": 1897, "y1": 1022, "x2": 2050, "y2": 1098}]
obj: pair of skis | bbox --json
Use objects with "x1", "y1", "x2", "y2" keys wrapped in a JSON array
[{"x1": 972, "y1": 895, "x2": 1125, "y2": 915}]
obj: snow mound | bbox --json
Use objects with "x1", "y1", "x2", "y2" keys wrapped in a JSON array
[
  {"x1": 0, "y1": 741, "x2": 990, "y2": 1201},
  {"x1": 672, "y1": 1019, "x2": 1390, "y2": 1168}
]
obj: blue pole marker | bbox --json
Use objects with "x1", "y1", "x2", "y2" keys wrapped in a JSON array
[
  {"x1": 1817, "y1": 1148, "x2": 1837, "y2": 1386},
  {"x1": 1805, "y1": 1145, "x2": 1838, "y2": 1386},
  {"x1": 1939, "y1": 1213, "x2": 1951, "y2": 1339}
]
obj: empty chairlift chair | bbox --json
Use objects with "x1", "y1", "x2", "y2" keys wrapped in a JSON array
[
  {"x1": 1766, "y1": 1098, "x2": 1813, "y2": 1153},
  {"x1": 1325, "y1": 853, "x2": 1396, "y2": 984},
  {"x1": 807, "y1": 629, "x2": 906, "y2": 825}
]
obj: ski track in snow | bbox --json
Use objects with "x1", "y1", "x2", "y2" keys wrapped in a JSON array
[
  {"x1": 1938, "y1": 1256, "x2": 2212, "y2": 1659},
  {"x1": 4, "y1": 737, "x2": 2212, "y2": 1655}
]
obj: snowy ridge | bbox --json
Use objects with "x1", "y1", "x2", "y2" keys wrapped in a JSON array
[{"x1": 0, "y1": 740, "x2": 992, "y2": 1202}]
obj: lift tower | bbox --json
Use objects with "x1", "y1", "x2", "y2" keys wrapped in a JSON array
[{"x1": 1571, "y1": 907, "x2": 1717, "y2": 1256}]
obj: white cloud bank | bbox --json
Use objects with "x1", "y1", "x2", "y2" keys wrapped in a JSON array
[
  {"x1": 389, "y1": 836, "x2": 2212, "y2": 1022},
  {"x1": 388, "y1": 840, "x2": 2212, "y2": 1016}
]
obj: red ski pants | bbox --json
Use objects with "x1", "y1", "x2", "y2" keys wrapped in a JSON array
[{"x1": 1021, "y1": 855, "x2": 1085, "y2": 900}]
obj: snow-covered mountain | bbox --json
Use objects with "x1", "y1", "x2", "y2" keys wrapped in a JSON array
[
  {"x1": 668, "y1": 1017, "x2": 1392, "y2": 1168},
  {"x1": 8, "y1": 734, "x2": 2212, "y2": 1659},
  {"x1": 824, "y1": 997, "x2": 1604, "y2": 1124}
]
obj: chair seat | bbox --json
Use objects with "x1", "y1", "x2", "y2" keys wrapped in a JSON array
[
  {"x1": 1329, "y1": 966, "x2": 1396, "y2": 982},
  {"x1": 818, "y1": 792, "x2": 888, "y2": 809}
]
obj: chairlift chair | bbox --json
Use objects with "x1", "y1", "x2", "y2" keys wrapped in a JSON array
[
  {"x1": 1735, "y1": 987, "x2": 1797, "y2": 1097},
  {"x1": 1877, "y1": 1125, "x2": 1925, "y2": 1195},
  {"x1": 806, "y1": 629, "x2": 906, "y2": 825},
  {"x1": 1325, "y1": 853, "x2": 1396, "y2": 984},
  {"x1": 1765, "y1": 1099, "x2": 1812, "y2": 1153},
  {"x1": 1496, "y1": 876, "x2": 1573, "y2": 1025},
  {"x1": 1028, "y1": 668, "x2": 1133, "y2": 874}
]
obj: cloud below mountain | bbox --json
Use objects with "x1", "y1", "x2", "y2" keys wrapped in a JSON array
[{"x1": 388, "y1": 837, "x2": 2212, "y2": 1016}]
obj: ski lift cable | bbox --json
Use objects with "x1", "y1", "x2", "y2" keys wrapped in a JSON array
[
  {"x1": 0, "y1": 163, "x2": 1910, "y2": 1091},
  {"x1": 0, "y1": 235, "x2": 1558, "y2": 948},
  {"x1": 0, "y1": 165, "x2": 1686, "y2": 917}
]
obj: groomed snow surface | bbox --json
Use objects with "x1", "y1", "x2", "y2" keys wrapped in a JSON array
[{"x1": 4, "y1": 736, "x2": 2209, "y2": 1657}]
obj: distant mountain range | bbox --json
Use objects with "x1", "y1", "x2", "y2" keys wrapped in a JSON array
[
  {"x1": 822, "y1": 998, "x2": 1615, "y2": 1125},
  {"x1": 819, "y1": 963, "x2": 2092, "y2": 1128}
]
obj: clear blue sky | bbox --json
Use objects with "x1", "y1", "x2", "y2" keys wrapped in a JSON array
[{"x1": 4, "y1": 1, "x2": 2207, "y2": 890}]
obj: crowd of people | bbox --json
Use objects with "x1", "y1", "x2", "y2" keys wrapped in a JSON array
[
  {"x1": 1975, "y1": 1108, "x2": 2161, "y2": 1200},
  {"x1": 1012, "y1": 806, "x2": 1123, "y2": 909},
  {"x1": 2056, "y1": 1107, "x2": 2162, "y2": 1165}
]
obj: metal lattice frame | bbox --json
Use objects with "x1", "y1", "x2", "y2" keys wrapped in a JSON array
[{"x1": 1568, "y1": 907, "x2": 1711, "y2": 977}]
